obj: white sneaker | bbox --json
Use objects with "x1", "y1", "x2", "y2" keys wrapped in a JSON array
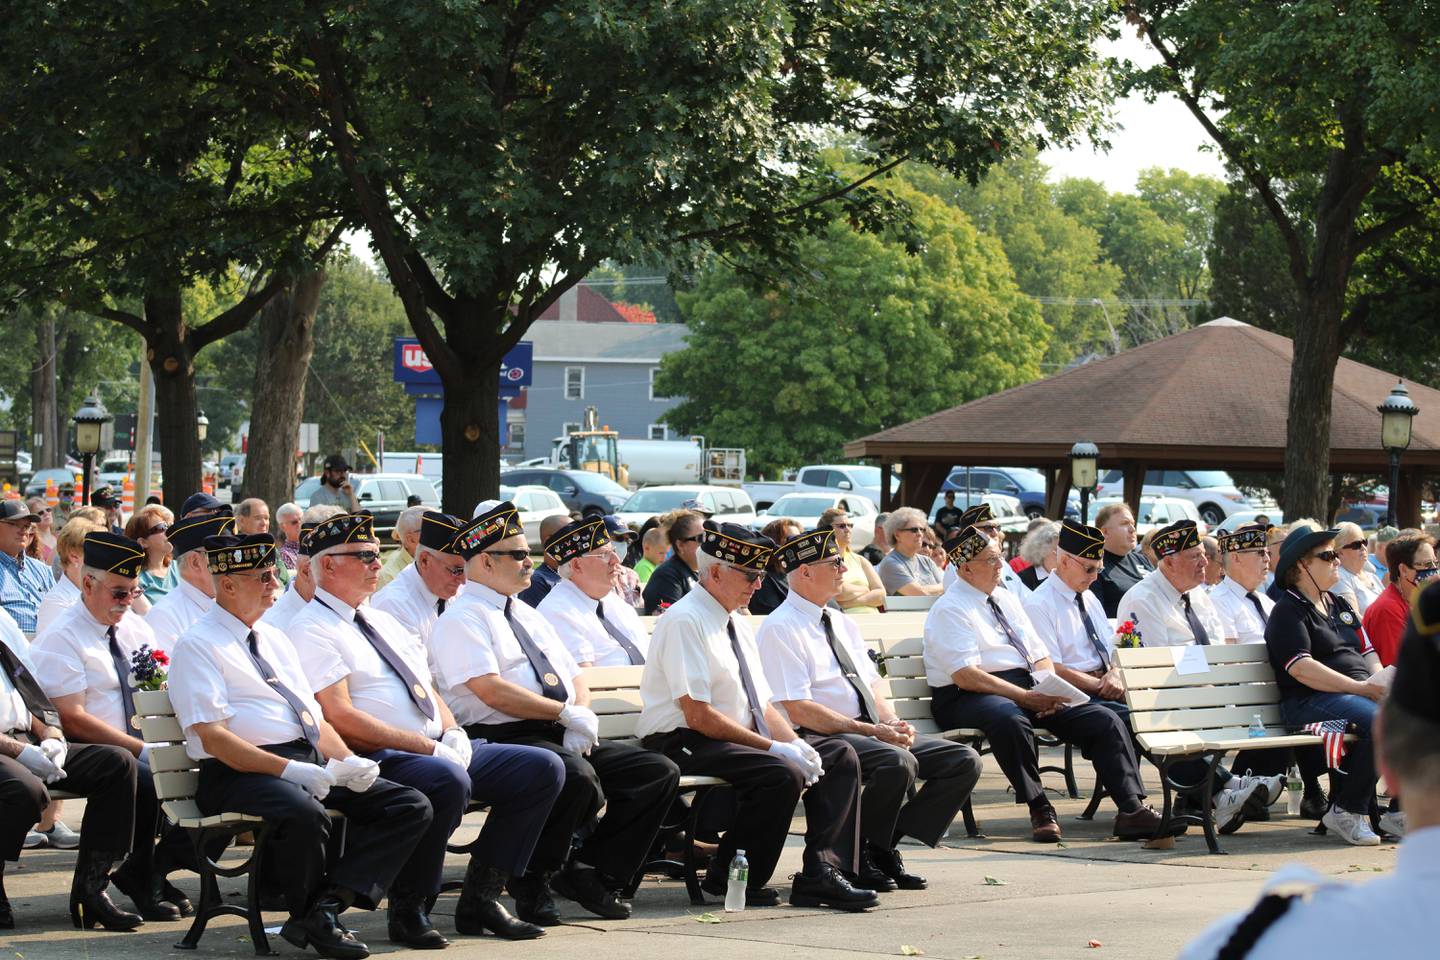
[
  {"x1": 1213, "y1": 780, "x2": 1260, "y2": 832},
  {"x1": 1322, "y1": 806, "x2": 1382, "y2": 846},
  {"x1": 1232, "y1": 771, "x2": 1286, "y2": 806},
  {"x1": 1378, "y1": 810, "x2": 1406, "y2": 837},
  {"x1": 22, "y1": 829, "x2": 46, "y2": 850},
  {"x1": 39, "y1": 821, "x2": 81, "y2": 850}
]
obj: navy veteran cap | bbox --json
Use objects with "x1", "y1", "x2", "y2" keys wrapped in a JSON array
[
  {"x1": 774, "y1": 527, "x2": 840, "y2": 574},
  {"x1": 1218, "y1": 522, "x2": 1271, "y2": 553},
  {"x1": 1151, "y1": 519, "x2": 1201, "y2": 559},
  {"x1": 681, "y1": 498, "x2": 714, "y2": 517},
  {"x1": 91, "y1": 485, "x2": 121, "y2": 508},
  {"x1": 602, "y1": 515, "x2": 635, "y2": 541},
  {"x1": 167, "y1": 512, "x2": 235, "y2": 556},
  {"x1": 83, "y1": 532, "x2": 146, "y2": 578},
  {"x1": 204, "y1": 533, "x2": 278, "y2": 574},
  {"x1": 419, "y1": 512, "x2": 466, "y2": 553},
  {"x1": 958, "y1": 502, "x2": 995, "y2": 528},
  {"x1": 944, "y1": 525, "x2": 991, "y2": 566},
  {"x1": 1057, "y1": 519, "x2": 1105, "y2": 561},
  {"x1": 307, "y1": 513, "x2": 378, "y2": 555},
  {"x1": 545, "y1": 517, "x2": 612, "y2": 565},
  {"x1": 699, "y1": 520, "x2": 774, "y2": 571},
  {"x1": 451, "y1": 501, "x2": 524, "y2": 559},
  {"x1": 297, "y1": 521, "x2": 319, "y2": 557},
  {"x1": 180, "y1": 492, "x2": 229, "y2": 518}
]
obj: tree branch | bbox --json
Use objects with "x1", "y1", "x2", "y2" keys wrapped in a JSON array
[
  {"x1": 1353, "y1": 207, "x2": 1428, "y2": 256},
  {"x1": 192, "y1": 270, "x2": 289, "y2": 352},
  {"x1": 94, "y1": 306, "x2": 152, "y2": 340}
]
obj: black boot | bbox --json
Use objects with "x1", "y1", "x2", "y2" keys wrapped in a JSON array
[
  {"x1": 506, "y1": 871, "x2": 560, "y2": 927},
  {"x1": 70, "y1": 852, "x2": 144, "y2": 931},
  {"x1": 386, "y1": 892, "x2": 448, "y2": 949},
  {"x1": 852, "y1": 847, "x2": 897, "y2": 893},
  {"x1": 549, "y1": 862, "x2": 632, "y2": 920},
  {"x1": 0, "y1": 860, "x2": 12, "y2": 930},
  {"x1": 455, "y1": 863, "x2": 545, "y2": 940},
  {"x1": 280, "y1": 893, "x2": 370, "y2": 960},
  {"x1": 108, "y1": 858, "x2": 182, "y2": 921}
]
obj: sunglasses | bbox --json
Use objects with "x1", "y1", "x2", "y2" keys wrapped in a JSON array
[
  {"x1": 1311, "y1": 550, "x2": 1341, "y2": 563},
  {"x1": 141, "y1": 523, "x2": 170, "y2": 537},
  {"x1": 484, "y1": 549, "x2": 531, "y2": 562},
  {"x1": 1064, "y1": 554, "x2": 1100, "y2": 575},
  {"x1": 975, "y1": 523, "x2": 1001, "y2": 536},
  {"x1": 227, "y1": 569, "x2": 280, "y2": 585},
  {"x1": 673, "y1": 534, "x2": 702, "y2": 544},
  {"x1": 427, "y1": 557, "x2": 466, "y2": 577},
  {"x1": 105, "y1": 586, "x2": 144, "y2": 602},
  {"x1": 811, "y1": 557, "x2": 845, "y2": 571},
  {"x1": 899, "y1": 526, "x2": 928, "y2": 535},
  {"x1": 1342, "y1": 540, "x2": 1367, "y2": 551},
  {"x1": 829, "y1": 522, "x2": 853, "y2": 530},
  {"x1": 331, "y1": 550, "x2": 381, "y2": 565},
  {"x1": 724, "y1": 565, "x2": 764, "y2": 584}
]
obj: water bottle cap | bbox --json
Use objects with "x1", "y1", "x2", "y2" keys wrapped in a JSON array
[{"x1": 736, "y1": 849, "x2": 746, "y2": 855}]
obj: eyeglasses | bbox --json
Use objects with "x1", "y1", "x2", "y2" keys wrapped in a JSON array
[
  {"x1": 331, "y1": 550, "x2": 381, "y2": 566},
  {"x1": 829, "y1": 522, "x2": 853, "y2": 530},
  {"x1": 811, "y1": 557, "x2": 845, "y2": 571},
  {"x1": 673, "y1": 534, "x2": 702, "y2": 544},
  {"x1": 898, "y1": 526, "x2": 928, "y2": 536},
  {"x1": 975, "y1": 523, "x2": 1001, "y2": 537},
  {"x1": 724, "y1": 565, "x2": 764, "y2": 584},
  {"x1": 1311, "y1": 550, "x2": 1341, "y2": 563},
  {"x1": 1342, "y1": 540, "x2": 1367, "y2": 551},
  {"x1": 1064, "y1": 554, "x2": 1100, "y2": 575},
  {"x1": 484, "y1": 549, "x2": 531, "y2": 562},
  {"x1": 227, "y1": 569, "x2": 280, "y2": 585}
]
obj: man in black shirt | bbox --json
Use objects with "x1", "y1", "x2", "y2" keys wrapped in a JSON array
[
  {"x1": 1090, "y1": 503, "x2": 1153, "y2": 618},
  {"x1": 859, "y1": 513, "x2": 889, "y2": 567},
  {"x1": 933, "y1": 492, "x2": 964, "y2": 537},
  {"x1": 642, "y1": 511, "x2": 703, "y2": 614}
]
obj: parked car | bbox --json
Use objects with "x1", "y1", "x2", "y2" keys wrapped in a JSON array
[
  {"x1": 499, "y1": 467, "x2": 630, "y2": 517},
  {"x1": 927, "y1": 490, "x2": 1023, "y2": 525},
  {"x1": 497, "y1": 484, "x2": 572, "y2": 542},
  {"x1": 23, "y1": 467, "x2": 77, "y2": 498},
  {"x1": 1095, "y1": 469, "x2": 1271, "y2": 527},
  {"x1": 1092, "y1": 495, "x2": 1203, "y2": 537},
  {"x1": 219, "y1": 453, "x2": 246, "y2": 489},
  {"x1": 754, "y1": 492, "x2": 878, "y2": 550},
  {"x1": 1214, "y1": 509, "x2": 1286, "y2": 534},
  {"x1": 1335, "y1": 500, "x2": 1390, "y2": 528},
  {"x1": 943, "y1": 466, "x2": 1080, "y2": 519},
  {"x1": 294, "y1": 473, "x2": 439, "y2": 538},
  {"x1": 614, "y1": 484, "x2": 758, "y2": 530},
  {"x1": 792, "y1": 464, "x2": 897, "y2": 510}
]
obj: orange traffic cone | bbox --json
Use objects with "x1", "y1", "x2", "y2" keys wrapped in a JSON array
[{"x1": 45, "y1": 479, "x2": 59, "y2": 510}]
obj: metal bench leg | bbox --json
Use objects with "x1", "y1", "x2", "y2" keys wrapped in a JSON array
[
  {"x1": 960, "y1": 797, "x2": 981, "y2": 838},
  {"x1": 244, "y1": 828, "x2": 274, "y2": 956},
  {"x1": 1198, "y1": 753, "x2": 1227, "y2": 855},
  {"x1": 1078, "y1": 780, "x2": 1107, "y2": 821},
  {"x1": 1062, "y1": 742, "x2": 1080, "y2": 799},
  {"x1": 683, "y1": 790, "x2": 710, "y2": 906},
  {"x1": 1152, "y1": 757, "x2": 1177, "y2": 843}
]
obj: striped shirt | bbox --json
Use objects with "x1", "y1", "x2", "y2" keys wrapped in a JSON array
[{"x1": 0, "y1": 550, "x2": 55, "y2": 636}]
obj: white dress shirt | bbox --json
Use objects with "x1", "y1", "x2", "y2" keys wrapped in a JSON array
[
  {"x1": 537, "y1": 578, "x2": 649, "y2": 666},
  {"x1": 1208, "y1": 577, "x2": 1274, "y2": 643},
  {"x1": 942, "y1": 562, "x2": 1025, "y2": 593},
  {"x1": 169, "y1": 604, "x2": 325, "y2": 760},
  {"x1": 636, "y1": 584, "x2": 774, "y2": 740},
  {"x1": 289, "y1": 587, "x2": 443, "y2": 740},
  {"x1": 36, "y1": 575, "x2": 81, "y2": 636},
  {"x1": 1118, "y1": 568, "x2": 1228, "y2": 647},
  {"x1": 31, "y1": 603, "x2": 154, "y2": 732},
  {"x1": 0, "y1": 613, "x2": 33, "y2": 733},
  {"x1": 1022, "y1": 572, "x2": 1114, "y2": 672},
  {"x1": 756, "y1": 591, "x2": 880, "y2": 725},
  {"x1": 923, "y1": 576, "x2": 1051, "y2": 686},
  {"x1": 428, "y1": 581, "x2": 581, "y2": 727},
  {"x1": 372, "y1": 562, "x2": 463, "y2": 646},
  {"x1": 144, "y1": 576, "x2": 214, "y2": 647},
  {"x1": 260, "y1": 585, "x2": 310, "y2": 633}
]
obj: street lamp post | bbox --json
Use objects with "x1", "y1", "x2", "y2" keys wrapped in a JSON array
[
  {"x1": 1069, "y1": 441, "x2": 1099, "y2": 524},
  {"x1": 1378, "y1": 381, "x2": 1419, "y2": 528},
  {"x1": 196, "y1": 409, "x2": 209, "y2": 444},
  {"x1": 72, "y1": 394, "x2": 112, "y2": 507}
]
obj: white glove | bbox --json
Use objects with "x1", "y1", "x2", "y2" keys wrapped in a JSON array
[
  {"x1": 327, "y1": 755, "x2": 380, "y2": 793},
  {"x1": 558, "y1": 704, "x2": 600, "y2": 747},
  {"x1": 39, "y1": 737, "x2": 68, "y2": 771},
  {"x1": 562, "y1": 728, "x2": 594, "y2": 756},
  {"x1": 281, "y1": 760, "x2": 336, "y2": 800},
  {"x1": 17, "y1": 744, "x2": 64, "y2": 783},
  {"x1": 768, "y1": 739, "x2": 823, "y2": 786},
  {"x1": 431, "y1": 740, "x2": 469, "y2": 771},
  {"x1": 440, "y1": 728, "x2": 473, "y2": 767}
]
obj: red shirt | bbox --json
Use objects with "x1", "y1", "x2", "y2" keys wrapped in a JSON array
[{"x1": 1361, "y1": 581, "x2": 1409, "y2": 666}]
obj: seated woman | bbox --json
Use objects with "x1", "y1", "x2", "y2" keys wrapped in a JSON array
[
  {"x1": 1362, "y1": 532, "x2": 1437, "y2": 666},
  {"x1": 1265, "y1": 522, "x2": 1388, "y2": 846},
  {"x1": 1332, "y1": 520, "x2": 1384, "y2": 614},
  {"x1": 875, "y1": 508, "x2": 944, "y2": 597},
  {"x1": 1017, "y1": 520, "x2": 1060, "y2": 591},
  {"x1": 124, "y1": 503, "x2": 177, "y2": 605},
  {"x1": 817, "y1": 508, "x2": 885, "y2": 615},
  {"x1": 748, "y1": 517, "x2": 801, "y2": 615}
]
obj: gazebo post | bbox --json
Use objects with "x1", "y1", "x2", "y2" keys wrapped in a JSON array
[
  {"x1": 880, "y1": 461, "x2": 894, "y2": 512},
  {"x1": 1122, "y1": 463, "x2": 1145, "y2": 523},
  {"x1": 1046, "y1": 463, "x2": 1073, "y2": 519},
  {"x1": 1397, "y1": 465, "x2": 1424, "y2": 528}
]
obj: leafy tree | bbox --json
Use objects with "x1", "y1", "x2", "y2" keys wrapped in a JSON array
[{"x1": 658, "y1": 176, "x2": 1046, "y2": 473}]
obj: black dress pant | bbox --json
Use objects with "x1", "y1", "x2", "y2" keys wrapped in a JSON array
[
  {"x1": 643, "y1": 728, "x2": 861, "y2": 887},
  {"x1": 821, "y1": 732, "x2": 981, "y2": 848},
  {"x1": 0, "y1": 741, "x2": 137, "y2": 861},
  {"x1": 195, "y1": 741, "x2": 432, "y2": 915},
  {"x1": 931, "y1": 671, "x2": 1145, "y2": 808},
  {"x1": 471, "y1": 720, "x2": 679, "y2": 884}
]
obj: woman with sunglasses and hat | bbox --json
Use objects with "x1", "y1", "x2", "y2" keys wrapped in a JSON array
[
  {"x1": 1265, "y1": 522, "x2": 1388, "y2": 846},
  {"x1": 1331, "y1": 521, "x2": 1384, "y2": 615}
]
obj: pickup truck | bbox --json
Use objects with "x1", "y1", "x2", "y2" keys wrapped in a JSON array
[{"x1": 743, "y1": 463, "x2": 897, "y2": 512}]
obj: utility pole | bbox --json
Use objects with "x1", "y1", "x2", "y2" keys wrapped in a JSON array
[{"x1": 134, "y1": 357, "x2": 155, "y2": 505}]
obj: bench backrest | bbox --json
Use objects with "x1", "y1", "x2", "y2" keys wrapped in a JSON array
[
  {"x1": 1115, "y1": 643, "x2": 1284, "y2": 744},
  {"x1": 134, "y1": 688, "x2": 209, "y2": 824},
  {"x1": 883, "y1": 595, "x2": 937, "y2": 612},
  {"x1": 868, "y1": 635, "x2": 939, "y2": 735}
]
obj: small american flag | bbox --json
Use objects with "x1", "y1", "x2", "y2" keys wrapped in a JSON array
[{"x1": 1303, "y1": 720, "x2": 1351, "y2": 770}]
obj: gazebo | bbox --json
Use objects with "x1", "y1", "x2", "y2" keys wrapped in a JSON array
[{"x1": 844, "y1": 318, "x2": 1440, "y2": 526}]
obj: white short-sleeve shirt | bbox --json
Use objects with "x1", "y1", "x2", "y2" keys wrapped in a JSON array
[
  {"x1": 756, "y1": 591, "x2": 880, "y2": 724},
  {"x1": 923, "y1": 576, "x2": 1050, "y2": 686},
  {"x1": 1022, "y1": 572, "x2": 1114, "y2": 672},
  {"x1": 169, "y1": 604, "x2": 324, "y2": 760},
  {"x1": 943, "y1": 562, "x2": 1025, "y2": 593},
  {"x1": 636, "y1": 585, "x2": 774, "y2": 739},
  {"x1": 260, "y1": 585, "x2": 309, "y2": 634},
  {"x1": 31, "y1": 603, "x2": 153, "y2": 732},
  {"x1": 538, "y1": 578, "x2": 650, "y2": 667},
  {"x1": 144, "y1": 577, "x2": 214, "y2": 648},
  {"x1": 1209, "y1": 576, "x2": 1274, "y2": 644},
  {"x1": 0, "y1": 613, "x2": 34, "y2": 733},
  {"x1": 36, "y1": 576, "x2": 81, "y2": 637},
  {"x1": 289, "y1": 587, "x2": 442, "y2": 739},
  {"x1": 428, "y1": 581, "x2": 581, "y2": 726},
  {"x1": 372, "y1": 562, "x2": 463, "y2": 647},
  {"x1": 1119, "y1": 568, "x2": 1228, "y2": 647}
]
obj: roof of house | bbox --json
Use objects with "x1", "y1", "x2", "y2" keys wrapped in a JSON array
[
  {"x1": 535, "y1": 285, "x2": 630, "y2": 323},
  {"x1": 524, "y1": 320, "x2": 689, "y2": 363}
]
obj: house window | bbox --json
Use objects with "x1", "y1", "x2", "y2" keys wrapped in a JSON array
[
  {"x1": 507, "y1": 422, "x2": 526, "y2": 449},
  {"x1": 648, "y1": 424, "x2": 668, "y2": 441},
  {"x1": 649, "y1": 366, "x2": 668, "y2": 401},
  {"x1": 562, "y1": 422, "x2": 581, "y2": 436},
  {"x1": 564, "y1": 366, "x2": 585, "y2": 400}
]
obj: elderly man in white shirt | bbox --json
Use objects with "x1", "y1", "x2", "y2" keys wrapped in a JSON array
[
  {"x1": 537, "y1": 518, "x2": 648, "y2": 667},
  {"x1": 429, "y1": 501, "x2": 678, "y2": 928},
  {"x1": 941, "y1": 503, "x2": 1026, "y2": 593},
  {"x1": 925, "y1": 525, "x2": 1169, "y2": 844},
  {"x1": 1119, "y1": 520, "x2": 1230, "y2": 648},
  {"x1": 144, "y1": 513, "x2": 234, "y2": 647},
  {"x1": 1209, "y1": 524, "x2": 1275, "y2": 644},
  {"x1": 169, "y1": 531, "x2": 429, "y2": 960},
  {"x1": 757, "y1": 527, "x2": 980, "y2": 894},
  {"x1": 371, "y1": 512, "x2": 468, "y2": 647},
  {"x1": 638, "y1": 521, "x2": 878, "y2": 912}
]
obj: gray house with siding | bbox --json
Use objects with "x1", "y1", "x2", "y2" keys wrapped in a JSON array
[{"x1": 514, "y1": 320, "x2": 690, "y2": 459}]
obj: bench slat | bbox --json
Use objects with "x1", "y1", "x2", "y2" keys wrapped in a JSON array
[
  {"x1": 1114, "y1": 644, "x2": 1269, "y2": 668},
  {"x1": 1131, "y1": 704, "x2": 1284, "y2": 734},
  {"x1": 598, "y1": 714, "x2": 639, "y2": 739},
  {"x1": 1125, "y1": 684, "x2": 1280, "y2": 711},
  {"x1": 881, "y1": 655, "x2": 927, "y2": 679},
  {"x1": 155, "y1": 771, "x2": 200, "y2": 802},
  {"x1": 134, "y1": 689, "x2": 175, "y2": 714},
  {"x1": 884, "y1": 677, "x2": 932, "y2": 698},
  {"x1": 582, "y1": 665, "x2": 645, "y2": 689},
  {"x1": 1123, "y1": 662, "x2": 1276, "y2": 690},
  {"x1": 140, "y1": 714, "x2": 186, "y2": 743},
  {"x1": 589, "y1": 690, "x2": 644, "y2": 714},
  {"x1": 885, "y1": 637, "x2": 925, "y2": 657},
  {"x1": 148, "y1": 743, "x2": 195, "y2": 773}
]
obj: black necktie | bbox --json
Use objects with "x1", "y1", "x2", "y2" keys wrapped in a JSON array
[
  {"x1": 1245, "y1": 591, "x2": 1269, "y2": 627},
  {"x1": 504, "y1": 598, "x2": 568, "y2": 702},
  {"x1": 0, "y1": 641, "x2": 59, "y2": 730},
  {"x1": 106, "y1": 626, "x2": 140, "y2": 736},
  {"x1": 244, "y1": 631, "x2": 322, "y2": 751},
  {"x1": 436, "y1": 597, "x2": 446, "y2": 616},
  {"x1": 727, "y1": 618, "x2": 770, "y2": 737},
  {"x1": 1074, "y1": 591, "x2": 1110, "y2": 669},
  {"x1": 596, "y1": 601, "x2": 645, "y2": 665},
  {"x1": 1182, "y1": 594, "x2": 1211, "y2": 646},
  {"x1": 820, "y1": 610, "x2": 877, "y2": 723},
  {"x1": 352, "y1": 608, "x2": 437, "y2": 720},
  {"x1": 987, "y1": 597, "x2": 1035, "y2": 669}
]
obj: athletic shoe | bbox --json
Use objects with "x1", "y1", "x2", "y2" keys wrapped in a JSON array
[
  {"x1": 1213, "y1": 780, "x2": 1260, "y2": 834},
  {"x1": 40, "y1": 821, "x2": 81, "y2": 850},
  {"x1": 1322, "y1": 806, "x2": 1381, "y2": 846},
  {"x1": 1378, "y1": 810, "x2": 1406, "y2": 838},
  {"x1": 22, "y1": 830, "x2": 46, "y2": 850}
]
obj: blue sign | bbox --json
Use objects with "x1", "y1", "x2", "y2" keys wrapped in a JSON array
[{"x1": 393, "y1": 338, "x2": 532, "y2": 388}]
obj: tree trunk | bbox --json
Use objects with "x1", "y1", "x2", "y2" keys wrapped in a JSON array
[
  {"x1": 31, "y1": 308, "x2": 62, "y2": 469},
  {"x1": 242, "y1": 269, "x2": 325, "y2": 511},
  {"x1": 1282, "y1": 286, "x2": 1346, "y2": 523},
  {"x1": 144, "y1": 288, "x2": 203, "y2": 507},
  {"x1": 438, "y1": 322, "x2": 502, "y2": 515}
]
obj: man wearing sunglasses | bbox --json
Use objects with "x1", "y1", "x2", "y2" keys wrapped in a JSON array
[
  {"x1": 940, "y1": 502, "x2": 1025, "y2": 594},
  {"x1": 31, "y1": 532, "x2": 194, "y2": 925},
  {"x1": 372, "y1": 511, "x2": 469, "y2": 647},
  {"x1": 758, "y1": 527, "x2": 980, "y2": 894},
  {"x1": 1209, "y1": 524, "x2": 1277, "y2": 644},
  {"x1": 145, "y1": 513, "x2": 236, "y2": 648},
  {"x1": 537, "y1": 518, "x2": 648, "y2": 667},
  {"x1": 430, "y1": 501, "x2": 679, "y2": 928},
  {"x1": 642, "y1": 509, "x2": 704, "y2": 614},
  {"x1": 0, "y1": 499, "x2": 54, "y2": 637},
  {"x1": 639, "y1": 521, "x2": 878, "y2": 912}
]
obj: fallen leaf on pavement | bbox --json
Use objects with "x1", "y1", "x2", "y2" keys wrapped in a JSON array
[
  {"x1": 982, "y1": 876, "x2": 1007, "y2": 885},
  {"x1": 900, "y1": 946, "x2": 925, "y2": 956},
  {"x1": 694, "y1": 912, "x2": 723, "y2": 923},
  {"x1": 1088, "y1": 940, "x2": 1103, "y2": 948},
  {"x1": 1142, "y1": 835, "x2": 1175, "y2": 850}
]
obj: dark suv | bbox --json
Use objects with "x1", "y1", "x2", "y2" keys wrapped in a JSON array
[
  {"x1": 499, "y1": 467, "x2": 630, "y2": 517},
  {"x1": 943, "y1": 466, "x2": 1080, "y2": 519}
]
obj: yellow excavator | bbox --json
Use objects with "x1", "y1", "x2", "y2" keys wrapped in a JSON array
[{"x1": 550, "y1": 406, "x2": 629, "y2": 487}]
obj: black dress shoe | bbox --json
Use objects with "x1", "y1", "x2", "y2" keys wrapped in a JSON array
[
  {"x1": 507, "y1": 873, "x2": 561, "y2": 927},
  {"x1": 868, "y1": 845, "x2": 927, "y2": 891},
  {"x1": 1301, "y1": 784, "x2": 1329, "y2": 821},
  {"x1": 550, "y1": 864, "x2": 631, "y2": 920},
  {"x1": 71, "y1": 854, "x2": 144, "y2": 931},
  {"x1": 852, "y1": 848, "x2": 897, "y2": 893},
  {"x1": 387, "y1": 894, "x2": 449, "y2": 950},
  {"x1": 455, "y1": 863, "x2": 546, "y2": 940},
  {"x1": 788, "y1": 864, "x2": 879, "y2": 912},
  {"x1": 699, "y1": 873, "x2": 782, "y2": 907},
  {"x1": 108, "y1": 866, "x2": 182, "y2": 921},
  {"x1": 162, "y1": 880, "x2": 194, "y2": 917},
  {"x1": 280, "y1": 896, "x2": 370, "y2": 960}
]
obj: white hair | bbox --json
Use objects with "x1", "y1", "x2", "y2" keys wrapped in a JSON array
[
  {"x1": 301, "y1": 504, "x2": 345, "y2": 524},
  {"x1": 1019, "y1": 520, "x2": 1061, "y2": 566},
  {"x1": 884, "y1": 507, "x2": 928, "y2": 541},
  {"x1": 309, "y1": 544, "x2": 341, "y2": 582},
  {"x1": 696, "y1": 550, "x2": 739, "y2": 582},
  {"x1": 276, "y1": 502, "x2": 302, "y2": 523},
  {"x1": 556, "y1": 559, "x2": 575, "y2": 580}
]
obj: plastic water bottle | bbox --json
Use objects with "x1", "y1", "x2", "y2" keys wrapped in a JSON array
[
  {"x1": 1247, "y1": 713, "x2": 1266, "y2": 738},
  {"x1": 1286, "y1": 765, "x2": 1302, "y2": 816},
  {"x1": 724, "y1": 849, "x2": 749, "y2": 912}
]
